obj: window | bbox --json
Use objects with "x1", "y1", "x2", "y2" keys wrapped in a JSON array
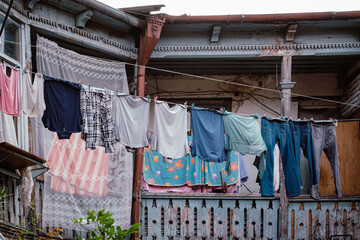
[{"x1": 0, "y1": 14, "x2": 21, "y2": 62}]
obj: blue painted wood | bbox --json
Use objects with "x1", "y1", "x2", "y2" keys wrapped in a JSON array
[{"x1": 141, "y1": 194, "x2": 359, "y2": 239}]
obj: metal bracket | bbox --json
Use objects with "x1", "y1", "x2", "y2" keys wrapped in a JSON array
[{"x1": 76, "y1": 10, "x2": 94, "y2": 28}]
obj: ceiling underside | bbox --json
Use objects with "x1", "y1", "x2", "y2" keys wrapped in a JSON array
[{"x1": 147, "y1": 55, "x2": 360, "y2": 75}]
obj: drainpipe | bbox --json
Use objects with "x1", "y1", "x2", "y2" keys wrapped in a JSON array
[{"x1": 131, "y1": 16, "x2": 165, "y2": 239}]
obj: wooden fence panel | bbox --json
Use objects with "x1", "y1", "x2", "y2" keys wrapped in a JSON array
[{"x1": 319, "y1": 121, "x2": 360, "y2": 195}]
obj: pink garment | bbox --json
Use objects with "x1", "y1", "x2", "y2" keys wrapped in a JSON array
[
  {"x1": 141, "y1": 175, "x2": 240, "y2": 193},
  {"x1": 47, "y1": 133, "x2": 109, "y2": 196},
  {"x1": 0, "y1": 64, "x2": 19, "y2": 116}
]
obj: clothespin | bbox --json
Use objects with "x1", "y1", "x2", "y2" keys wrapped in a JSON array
[
  {"x1": 88, "y1": 82, "x2": 91, "y2": 90},
  {"x1": 184, "y1": 101, "x2": 187, "y2": 107},
  {"x1": 115, "y1": 88, "x2": 118, "y2": 94},
  {"x1": 191, "y1": 103, "x2": 195, "y2": 108},
  {"x1": 154, "y1": 96, "x2": 158, "y2": 102},
  {"x1": 42, "y1": 71, "x2": 45, "y2": 77},
  {"x1": 24, "y1": 66, "x2": 27, "y2": 72},
  {"x1": 147, "y1": 94, "x2": 150, "y2": 101},
  {"x1": 15, "y1": 64, "x2": 18, "y2": 69}
]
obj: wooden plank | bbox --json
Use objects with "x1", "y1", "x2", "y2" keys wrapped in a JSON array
[
  {"x1": 319, "y1": 121, "x2": 360, "y2": 195},
  {"x1": 2, "y1": 175, "x2": 9, "y2": 222},
  {"x1": 311, "y1": 202, "x2": 327, "y2": 239},
  {"x1": 163, "y1": 199, "x2": 178, "y2": 238},
  {"x1": 213, "y1": 200, "x2": 228, "y2": 238},
  {"x1": 146, "y1": 199, "x2": 161, "y2": 238},
  {"x1": 13, "y1": 178, "x2": 19, "y2": 225},
  {"x1": 180, "y1": 199, "x2": 195, "y2": 238},
  {"x1": 263, "y1": 199, "x2": 279, "y2": 240},
  {"x1": 7, "y1": 177, "x2": 15, "y2": 224},
  {"x1": 230, "y1": 200, "x2": 246, "y2": 238},
  {"x1": 197, "y1": 199, "x2": 211, "y2": 237}
]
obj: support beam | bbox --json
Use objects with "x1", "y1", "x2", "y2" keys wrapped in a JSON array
[
  {"x1": 280, "y1": 55, "x2": 295, "y2": 117},
  {"x1": 75, "y1": 10, "x2": 93, "y2": 28},
  {"x1": 131, "y1": 16, "x2": 164, "y2": 239},
  {"x1": 210, "y1": 25, "x2": 221, "y2": 43},
  {"x1": 23, "y1": 0, "x2": 40, "y2": 10},
  {"x1": 279, "y1": 55, "x2": 295, "y2": 240},
  {"x1": 285, "y1": 24, "x2": 297, "y2": 42}
]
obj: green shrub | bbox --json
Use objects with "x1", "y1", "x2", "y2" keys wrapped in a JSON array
[{"x1": 73, "y1": 209, "x2": 141, "y2": 240}]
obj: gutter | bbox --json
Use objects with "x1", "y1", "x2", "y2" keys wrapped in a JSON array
[
  {"x1": 163, "y1": 11, "x2": 360, "y2": 24},
  {"x1": 71, "y1": 0, "x2": 144, "y2": 28}
]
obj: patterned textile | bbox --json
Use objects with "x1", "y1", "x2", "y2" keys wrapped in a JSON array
[
  {"x1": 42, "y1": 142, "x2": 133, "y2": 231},
  {"x1": 36, "y1": 35, "x2": 132, "y2": 231},
  {"x1": 47, "y1": 133, "x2": 108, "y2": 196},
  {"x1": 143, "y1": 136, "x2": 239, "y2": 186},
  {"x1": 80, "y1": 88, "x2": 116, "y2": 153},
  {"x1": 36, "y1": 35, "x2": 129, "y2": 93}
]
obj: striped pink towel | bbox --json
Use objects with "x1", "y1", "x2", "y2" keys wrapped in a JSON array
[{"x1": 47, "y1": 133, "x2": 109, "y2": 196}]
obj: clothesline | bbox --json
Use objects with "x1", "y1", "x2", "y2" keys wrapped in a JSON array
[
  {"x1": 18, "y1": 68, "x2": 360, "y2": 122},
  {"x1": 3, "y1": 39, "x2": 360, "y2": 110}
]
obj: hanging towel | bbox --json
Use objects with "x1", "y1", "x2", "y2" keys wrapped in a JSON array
[
  {"x1": 47, "y1": 133, "x2": 109, "y2": 197},
  {"x1": 143, "y1": 136, "x2": 239, "y2": 187},
  {"x1": 0, "y1": 64, "x2": 19, "y2": 116},
  {"x1": 152, "y1": 100, "x2": 189, "y2": 159},
  {"x1": 42, "y1": 76, "x2": 82, "y2": 139},
  {"x1": 81, "y1": 88, "x2": 116, "y2": 153},
  {"x1": 21, "y1": 72, "x2": 46, "y2": 117},
  {"x1": 223, "y1": 113, "x2": 267, "y2": 177},
  {"x1": 190, "y1": 106, "x2": 227, "y2": 162},
  {"x1": 112, "y1": 94, "x2": 151, "y2": 150}
]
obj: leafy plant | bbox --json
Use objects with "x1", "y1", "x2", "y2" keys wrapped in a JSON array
[
  {"x1": 73, "y1": 209, "x2": 141, "y2": 240},
  {"x1": 10, "y1": 202, "x2": 63, "y2": 240}
]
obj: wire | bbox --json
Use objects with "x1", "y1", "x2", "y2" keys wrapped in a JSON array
[{"x1": 3, "y1": 39, "x2": 360, "y2": 109}]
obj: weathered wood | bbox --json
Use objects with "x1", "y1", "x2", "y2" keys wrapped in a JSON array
[
  {"x1": 319, "y1": 121, "x2": 360, "y2": 196},
  {"x1": 7, "y1": 177, "x2": 15, "y2": 224}
]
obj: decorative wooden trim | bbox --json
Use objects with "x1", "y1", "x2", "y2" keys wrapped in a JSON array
[
  {"x1": 154, "y1": 42, "x2": 360, "y2": 53},
  {"x1": 0, "y1": 0, "x2": 138, "y2": 55}
]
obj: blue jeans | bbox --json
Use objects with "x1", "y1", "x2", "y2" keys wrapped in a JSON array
[
  {"x1": 289, "y1": 120, "x2": 317, "y2": 186},
  {"x1": 260, "y1": 117, "x2": 302, "y2": 197}
]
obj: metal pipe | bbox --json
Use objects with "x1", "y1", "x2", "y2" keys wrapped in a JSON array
[
  {"x1": 131, "y1": 65, "x2": 146, "y2": 239},
  {"x1": 71, "y1": 0, "x2": 143, "y2": 28},
  {"x1": 0, "y1": 0, "x2": 14, "y2": 38},
  {"x1": 163, "y1": 11, "x2": 360, "y2": 24}
]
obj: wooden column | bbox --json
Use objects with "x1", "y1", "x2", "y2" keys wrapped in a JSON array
[
  {"x1": 279, "y1": 55, "x2": 295, "y2": 239},
  {"x1": 131, "y1": 17, "x2": 164, "y2": 239}
]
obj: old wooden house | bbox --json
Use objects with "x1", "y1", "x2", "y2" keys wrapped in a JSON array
[{"x1": 0, "y1": 0, "x2": 359, "y2": 239}]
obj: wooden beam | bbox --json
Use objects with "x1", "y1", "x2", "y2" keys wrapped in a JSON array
[
  {"x1": 75, "y1": 10, "x2": 93, "y2": 28},
  {"x1": 285, "y1": 24, "x2": 297, "y2": 42},
  {"x1": 279, "y1": 55, "x2": 294, "y2": 240},
  {"x1": 210, "y1": 25, "x2": 221, "y2": 43}
]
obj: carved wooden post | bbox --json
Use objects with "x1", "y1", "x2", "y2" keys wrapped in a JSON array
[
  {"x1": 131, "y1": 16, "x2": 165, "y2": 239},
  {"x1": 279, "y1": 55, "x2": 295, "y2": 239}
]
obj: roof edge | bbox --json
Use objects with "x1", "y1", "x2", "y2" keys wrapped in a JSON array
[{"x1": 161, "y1": 11, "x2": 360, "y2": 24}]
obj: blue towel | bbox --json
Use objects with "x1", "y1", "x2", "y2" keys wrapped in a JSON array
[{"x1": 190, "y1": 107, "x2": 227, "y2": 162}]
